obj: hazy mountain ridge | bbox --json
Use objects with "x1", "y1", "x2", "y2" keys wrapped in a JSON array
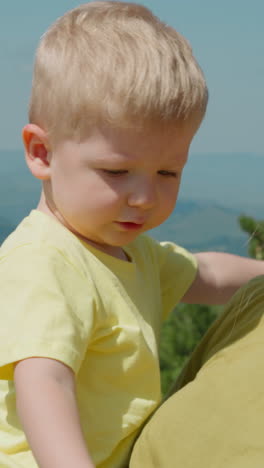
[
  {"x1": 1, "y1": 150, "x2": 263, "y2": 255},
  {"x1": 0, "y1": 218, "x2": 16, "y2": 244},
  {"x1": 0, "y1": 200, "x2": 250, "y2": 257},
  {"x1": 150, "y1": 200, "x2": 249, "y2": 257}
]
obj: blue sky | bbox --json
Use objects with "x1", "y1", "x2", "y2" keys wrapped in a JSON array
[{"x1": 1, "y1": 0, "x2": 264, "y2": 154}]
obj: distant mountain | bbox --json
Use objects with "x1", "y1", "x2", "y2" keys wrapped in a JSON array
[
  {"x1": 150, "y1": 200, "x2": 249, "y2": 257},
  {"x1": 0, "y1": 150, "x2": 40, "y2": 227},
  {"x1": 180, "y1": 151, "x2": 264, "y2": 214},
  {"x1": 0, "y1": 149, "x2": 263, "y2": 255},
  {"x1": 0, "y1": 218, "x2": 16, "y2": 245},
  {"x1": 0, "y1": 198, "x2": 250, "y2": 257},
  {"x1": 2, "y1": 149, "x2": 264, "y2": 213}
]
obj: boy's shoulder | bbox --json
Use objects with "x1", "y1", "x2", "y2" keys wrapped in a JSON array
[
  {"x1": 0, "y1": 210, "x2": 87, "y2": 272},
  {"x1": 132, "y1": 234, "x2": 196, "y2": 266},
  {"x1": 1, "y1": 210, "x2": 72, "y2": 250},
  {"x1": 127, "y1": 235, "x2": 197, "y2": 288},
  {"x1": 129, "y1": 233, "x2": 191, "y2": 256}
]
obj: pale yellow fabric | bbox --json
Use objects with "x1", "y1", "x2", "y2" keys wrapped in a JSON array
[
  {"x1": 130, "y1": 276, "x2": 264, "y2": 468},
  {"x1": 0, "y1": 210, "x2": 197, "y2": 468}
]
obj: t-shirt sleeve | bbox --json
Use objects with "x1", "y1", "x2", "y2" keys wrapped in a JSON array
[
  {"x1": 0, "y1": 244, "x2": 96, "y2": 380},
  {"x1": 154, "y1": 240, "x2": 198, "y2": 320}
]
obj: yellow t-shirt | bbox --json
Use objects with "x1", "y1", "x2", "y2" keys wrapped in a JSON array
[
  {"x1": 0, "y1": 210, "x2": 197, "y2": 468},
  {"x1": 130, "y1": 276, "x2": 264, "y2": 468}
]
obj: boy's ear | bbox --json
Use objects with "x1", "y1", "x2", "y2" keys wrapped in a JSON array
[{"x1": 22, "y1": 124, "x2": 51, "y2": 180}]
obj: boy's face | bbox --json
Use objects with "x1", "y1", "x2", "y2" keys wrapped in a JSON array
[{"x1": 41, "y1": 124, "x2": 197, "y2": 257}]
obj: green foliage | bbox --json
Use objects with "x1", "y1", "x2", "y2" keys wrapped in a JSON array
[
  {"x1": 160, "y1": 303, "x2": 221, "y2": 395},
  {"x1": 159, "y1": 213, "x2": 264, "y2": 397},
  {"x1": 239, "y1": 215, "x2": 264, "y2": 259}
]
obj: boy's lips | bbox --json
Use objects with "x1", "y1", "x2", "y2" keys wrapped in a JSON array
[{"x1": 116, "y1": 221, "x2": 145, "y2": 230}]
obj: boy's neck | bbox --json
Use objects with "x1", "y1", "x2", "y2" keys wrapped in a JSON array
[{"x1": 36, "y1": 193, "x2": 131, "y2": 262}]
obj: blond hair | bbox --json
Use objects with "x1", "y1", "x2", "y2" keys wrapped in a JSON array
[{"x1": 29, "y1": 1, "x2": 208, "y2": 144}]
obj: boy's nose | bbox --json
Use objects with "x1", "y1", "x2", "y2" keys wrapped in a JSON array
[{"x1": 127, "y1": 178, "x2": 157, "y2": 209}]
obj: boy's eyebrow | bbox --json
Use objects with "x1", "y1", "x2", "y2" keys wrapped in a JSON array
[
  {"x1": 90, "y1": 153, "x2": 186, "y2": 170},
  {"x1": 90, "y1": 148, "x2": 145, "y2": 163},
  {"x1": 91, "y1": 153, "x2": 130, "y2": 163}
]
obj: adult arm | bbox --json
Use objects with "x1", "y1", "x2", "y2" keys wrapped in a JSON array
[
  {"x1": 182, "y1": 251, "x2": 264, "y2": 305},
  {"x1": 14, "y1": 357, "x2": 95, "y2": 468}
]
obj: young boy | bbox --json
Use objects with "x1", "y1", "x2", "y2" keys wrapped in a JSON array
[{"x1": 0, "y1": 2, "x2": 264, "y2": 468}]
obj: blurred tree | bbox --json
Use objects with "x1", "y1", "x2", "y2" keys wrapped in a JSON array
[
  {"x1": 160, "y1": 303, "x2": 221, "y2": 395},
  {"x1": 239, "y1": 215, "x2": 264, "y2": 259}
]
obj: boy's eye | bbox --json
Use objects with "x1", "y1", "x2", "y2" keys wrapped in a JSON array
[
  {"x1": 102, "y1": 169, "x2": 128, "y2": 176},
  {"x1": 158, "y1": 170, "x2": 178, "y2": 178}
]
